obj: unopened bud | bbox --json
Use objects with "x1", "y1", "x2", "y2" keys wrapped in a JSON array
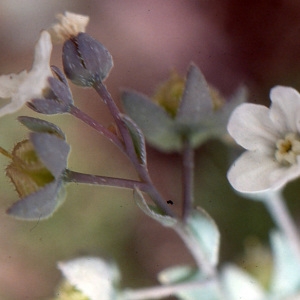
[{"x1": 63, "y1": 33, "x2": 113, "y2": 87}]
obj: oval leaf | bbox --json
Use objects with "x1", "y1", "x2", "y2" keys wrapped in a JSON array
[
  {"x1": 269, "y1": 231, "x2": 300, "y2": 298},
  {"x1": 18, "y1": 116, "x2": 65, "y2": 139},
  {"x1": 221, "y1": 264, "x2": 266, "y2": 300},
  {"x1": 122, "y1": 90, "x2": 182, "y2": 152},
  {"x1": 176, "y1": 64, "x2": 213, "y2": 126},
  {"x1": 30, "y1": 132, "x2": 70, "y2": 178},
  {"x1": 7, "y1": 180, "x2": 65, "y2": 220},
  {"x1": 122, "y1": 115, "x2": 147, "y2": 165},
  {"x1": 185, "y1": 207, "x2": 220, "y2": 266},
  {"x1": 134, "y1": 187, "x2": 177, "y2": 227}
]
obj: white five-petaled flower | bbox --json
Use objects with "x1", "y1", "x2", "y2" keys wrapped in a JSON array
[
  {"x1": 227, "y1": 86, "x2": 300, "y2": 193},
  {"x1": 57, "y1": 257, "x2": 120, "y2": 300},
  {"x1": 49, "y1": 11, "x2": 90, "y2": 43},
  {"x1": 0, "y1": 30, "x2": 52, "y2": 117}
]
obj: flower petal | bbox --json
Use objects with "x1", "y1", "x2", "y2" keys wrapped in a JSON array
[
  {"x1": 58, "y1": 257, "x2": 120, "y2": 300},
  {"x1": 269, "y1": 158, "x2": 300, "y2": 191},
  {"x1": 0, "y1": 31, "x2": 52, "y2": 117},
  {"x1": 227, "y1": 103, "x2": 279, "y2": 151},
  {"x1": 49, "y1": 11, "x2": 90, "y2": 43},
  {"x1": 227, "y1": 151, "x2": 281, "y2": 193},
  {"x1": 269, "y1": 86, "x2": 300, "y2": 133},
  {"x1": 0, "y1": 71, "x2": 27, "y2": 98}
]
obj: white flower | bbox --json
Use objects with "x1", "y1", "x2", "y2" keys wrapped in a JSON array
[
  {"x1": 227, "y1": 86, "x2": 300, "y2": 193},
  {"x1": 0, "y1": 30, "x2": 52, "y2": 117},
  {"x1": 58, "y1": 257, "x2": 120, "y2": 300},
  {"x1": 49, "y1": 11, "x2": 89, "y2": 43}
]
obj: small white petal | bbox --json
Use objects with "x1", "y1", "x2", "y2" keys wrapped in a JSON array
[
  {"x1": 0, "y1": 31, "x2": 52, "y2": 117},
  {"x1": 269, "y1": 159, "x2": 300, "y2": 190},
  {"x1": 227, "y1": 151, "x2": 282, "y2": 193},
  {"x1": 0, "y1": 71, "x2": 27, "y2": 98},
  {"x1": 228, "y1": 85, "x2": 300, "y2": 193},
  {"x1": 49, "y1": 11, "x2": 90, "y2": 43},
  {"x1": 270, "y1": 86, "x2": 300, "y2": 133},
  {"x1": 227, "y1": 103, "x2": 279, "y2": 151},
  {"x1": 58, "y1": 257, "x2": 120, "y2": 300}
]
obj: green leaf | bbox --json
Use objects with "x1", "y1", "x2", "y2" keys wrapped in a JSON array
[
  {"x1": 18, "y1": 116, "x2": 66, "y2": 139},
  {"x1": 158, "y1": 265, "x2": 197, "y2": 284},
  {"x1": 30, "y1": 133, "x2": 70, "y2": 178},
  {"x1": 122, "y1": 115, "x2": 147, "y2": 165},
  {"x1": 7, "y1": 180, "x2": 65, "y2": 220},
  {"x1": 221, "y1": 264, "x2": 266, "y2": 300},
  {"x1": 269, "y1": 231, "x2": 300, "y2": 299},
  {"x1": 133, "y1": 187, "x2": 177, "y2": 227},
  {"x1": 185, "y1": 208, "x2": 220, "y2": 267},
  {"x1": 122, "y1": 90, "x2": 182, "y2": 152},
  {"x1": 176, "y1": 63, "x2": 213, "y2": 126}
]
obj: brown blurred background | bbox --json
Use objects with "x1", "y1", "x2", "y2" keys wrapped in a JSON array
[{"x1": 1, "y1": 1, "x2": 300, "y2": 299}]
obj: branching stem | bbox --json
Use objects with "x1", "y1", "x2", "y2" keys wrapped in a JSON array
[
  {"x1": 69, "y1": 104, "x2": 125, "y2": 153},
  {"x1": 64, "y1": 169, "x2": 176, "y2": 217},
  {"x1": 92, "y1": 81, "x2": 175, "y2": 217},
  {"x1": 64, "y1": 169, "x2": 146, "y2": 190}
]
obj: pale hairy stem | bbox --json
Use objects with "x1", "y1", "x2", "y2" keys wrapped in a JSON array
[
  {"x1": 93, "y1": 81, "x2": 176, "y2": 217},
  {"x1": 93, "y1": 81, "x2": 139, "y2": 166},
  {"x1": 64, "y1": 169, "x2": 147, "y2": 190},
  {"x1": 64, "y1": 170, "x2": 219, "y2": 274},
  {"x1": 121, "y1": 279, "x2": 216, "y2": 300},
  {"x1": 64, "y1": 169, "x2": 175, "y2": 217},
  {"x1": 182, "y1": 139, "x2": 194, "y2": 220},
  {"x1": 69, "y1": 104, "x2": 125, "y2": 153},
  {"x1": 264, "y1": 190, "x2": 300, "y2": 264}
]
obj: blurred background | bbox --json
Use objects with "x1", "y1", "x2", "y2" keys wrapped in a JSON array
[{"x1": 1, "y1": 0, "x2": 300, "y2": 299}]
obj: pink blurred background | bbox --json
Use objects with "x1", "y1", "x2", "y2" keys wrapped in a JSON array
[{"x1": 1, "y1": 1, "x2": 300, "y2": 299}]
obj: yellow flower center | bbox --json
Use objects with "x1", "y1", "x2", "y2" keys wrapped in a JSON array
[{"x1": 275, "y1": 133, "x2": 300, "y2": 165}]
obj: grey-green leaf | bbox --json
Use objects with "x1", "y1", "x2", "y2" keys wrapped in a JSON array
[
  {"x1": 221, "y1": 264, "x2": 266, "y2": 300},
  {"x1": 7, "y1": 180, "x2": 65, "y2": 220},
  {"x1": 185, "y1": 208, "x2": 220, "y2": 267},
  {"x1": 134, "y1": 187, "x2": 177, "y2": 227},
  {"x1": 18, "y1": 116, "x2": 66, "y2": 139},
  {"x1": 122, "y1": 115, "x2": 147, "y2": 165},
  {"x1": 269, "y1": 231, "x2": 300, "y2": 299},
  {"x1": 122, "y1": 90, "x2": 182, "y2": 152},
  {"x1": 176, "y1": 63, "x2": 213, "y2": 126},
  {"x1": 30, "y1": 132, "x2": 70, "y2": 178}
]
